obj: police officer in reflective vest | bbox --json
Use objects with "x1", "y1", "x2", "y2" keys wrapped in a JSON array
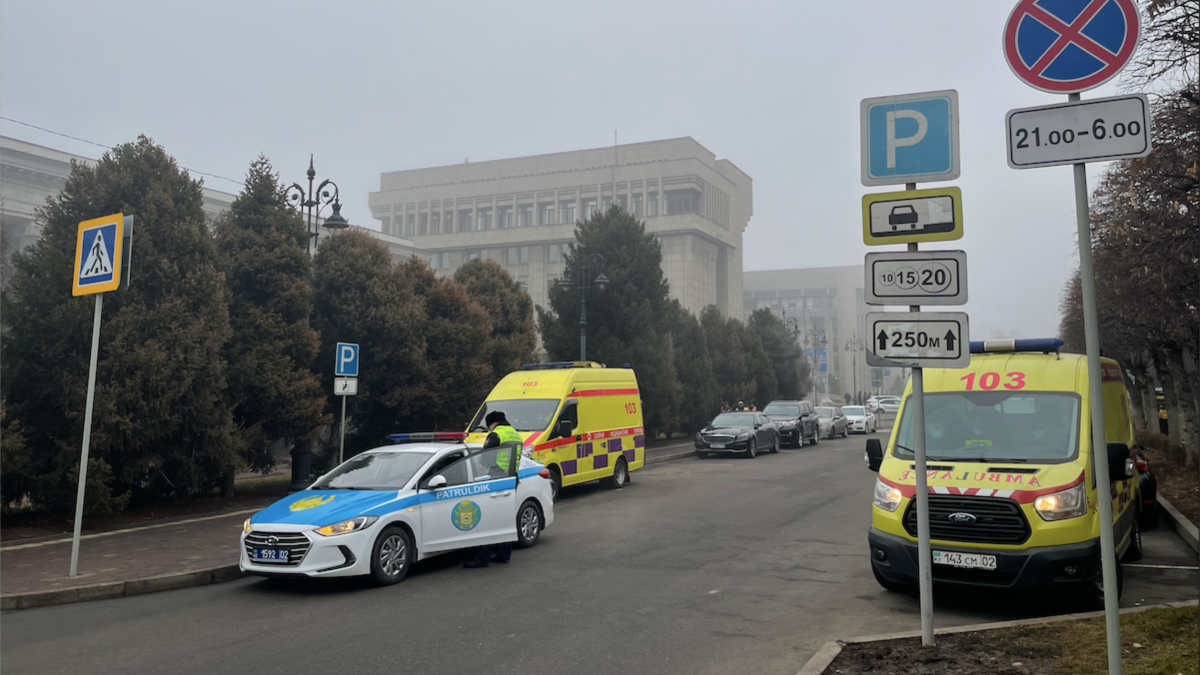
[{"x1": 464, "y1": 411, "x2": 522, "y2": 568}]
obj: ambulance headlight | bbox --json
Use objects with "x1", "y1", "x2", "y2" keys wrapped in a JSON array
[
  {"x1": 872, "y1": 478, "x2": 903, "y2": 512},
  {"x1": 315, "y1": 516, "x2": 378, "y2": 536},
  {"x1": 1033, "y1": 482, "x2": 1087, "y2": 521}
]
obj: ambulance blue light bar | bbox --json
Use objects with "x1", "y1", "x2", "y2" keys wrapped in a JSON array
[
  {"x1": 969, "y1": 338, "x2": 1063, "y2": 354},
  {"x1": 521, "y1": 361, "x2": 602, "y2": 370},
  {"x1": 387, "y1": 432, "x2": 467, "y2": 443}
]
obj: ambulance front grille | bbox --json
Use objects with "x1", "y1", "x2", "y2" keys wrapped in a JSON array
[{"x1": 903, "y1": 495, "x2": 1031, "y2": 545}]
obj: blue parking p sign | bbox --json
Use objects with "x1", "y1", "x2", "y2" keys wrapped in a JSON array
[
  {"x1": 860, "y1": 89, "x2": 960, "y2": 186},
  {"x1": 335, "y1": 342, "x2": 359, "y2": 376}
]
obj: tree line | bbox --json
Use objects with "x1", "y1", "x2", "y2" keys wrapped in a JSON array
[
  {"x1": 538, "y1": 205, "x2": 812, "y2": 437},
  {"x1": 1058, "y1": 1, "x2": 1198, "y2": 468},
  {"x1": 0, "y1": 139, "x2": 537, "y2": 516}
]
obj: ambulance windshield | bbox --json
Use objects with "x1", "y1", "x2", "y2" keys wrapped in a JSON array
[
  {"x1": 892, "y1": 392, "x2": 1081, "y2": 463},
  {"x1": 470, "y1": 399, "x2": 561, "y2": 432}
]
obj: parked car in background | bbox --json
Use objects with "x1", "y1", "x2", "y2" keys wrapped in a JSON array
[
  {"x1": 816, "y1": 406, "x2": 848, "y2": 439},
  {"x1": 842, "y1": 406, "x2": 876, "y2": 434},
  {"x1": 763, "y1": 400, "x2": 821, "y2": 447},
  {"x1": 1135, "y1": 447, "x2": 1159, "y2": 528},
  {"x1": 876, "y1": 397, "x2": 901, "y2": 414},
  {"x1": 695, "y1": 412, "x2": 780, "y2": 459}
]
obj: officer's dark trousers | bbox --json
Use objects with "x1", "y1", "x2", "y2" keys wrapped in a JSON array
[{"x1": 471, "y1": 542, "x2": 512, "y2": 565}]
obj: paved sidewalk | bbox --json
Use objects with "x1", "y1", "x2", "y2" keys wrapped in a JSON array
[
  {"x1": 1, "y1": 507, "x2": 253, "y2": 597},
  {"x1": 1, "y1": 444, "x2": 693, "y2": 601}
]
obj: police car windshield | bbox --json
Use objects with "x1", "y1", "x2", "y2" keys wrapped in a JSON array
[
  {"x1": 763, "y1": 404, "x2": 800, "y2": 417},
  {"x1": 312, "y1": 451, "x2": 433, "y2": 490},
  {"x1": 470, "y1": 399, "x2": 560, "y2": 432},
  {"x1": 892, "y1": 392, "x2": 1080, "y2": 463},
  {"x1": 711, "y1": 413, "x2": 755, "y2": 427}
]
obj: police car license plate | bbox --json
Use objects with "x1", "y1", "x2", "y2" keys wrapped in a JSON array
[
  {"x1": 933, "y1": 550, "x2": 996, "y2": 570},
  {"x1": 251, "y1": 548, "x2": 289, "y2": 563},
  {"x1": 711, "y1": 444, "x2": 726, "y2": 449}
]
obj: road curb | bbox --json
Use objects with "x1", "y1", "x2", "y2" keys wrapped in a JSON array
[
  {"x1": 646, "y1": 449, "x2": 695, "y2": 465},
  {"x1": 1, "y1": 564, "x2": 245, "y2": 611},
  {"x1": 1157, "y1": 495, "x2": 1199, "y2": 554},
  {"x1": 792, "y1": 599, "x2": 1200, "y2": 675}
]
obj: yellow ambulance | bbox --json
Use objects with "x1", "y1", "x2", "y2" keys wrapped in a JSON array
[
  {"x1": 865, "y1": 339, "x2": 1141, "y2": 609},
  {"x1": 466, "y1": 362, "x2": 645, "y2": 500}
]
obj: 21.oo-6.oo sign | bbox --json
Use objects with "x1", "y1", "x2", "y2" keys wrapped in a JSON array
[{"x1": 866, "y1": 311, "x2": 969, "y2": 369}]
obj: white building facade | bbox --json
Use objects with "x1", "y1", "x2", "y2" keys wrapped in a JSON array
[
  {"x1": 743, "y1": 265, "x2": 905, "y2": 402},
  {"x1": 368, "y1": 137, "x2": 752, "y2": 318}
]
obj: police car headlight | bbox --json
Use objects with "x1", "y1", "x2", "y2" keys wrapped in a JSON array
[
  {"x1": 315, "y1": 516, "x2": 379, "y2": 536},
  {"x1": 872, "y1": 478, "x2": 903, "y2": 512},
  {"x1": 1033, "y1": 482, "x2": 1087, "y2": 521},
  {"x1": 243, "y1": 518, "x2": 252, "y2": 534}
]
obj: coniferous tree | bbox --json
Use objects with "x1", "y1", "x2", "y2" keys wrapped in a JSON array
[
  {"x1": 1, "y1": 137, "x2": 237, "y2": 513},
  {"x1": 748, "y1": 308, "x2": 810, "y2": 400},
  {"x1": 453, "y1": 258, "x2": 537, "y2": 376},
  {"x1": 539, "y1": 205, "x2": 681, "y2": 436},
  {"x1": 215, "y1": 157, "x2": 327, "y2": 477}
]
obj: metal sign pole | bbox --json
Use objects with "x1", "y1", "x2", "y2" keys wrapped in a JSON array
[
  {"x1": 69, "y1": 293, "x2": 104, "y2": 578},
  {"x1": 339, "y1": 395, "x2": 348, "y2": 466},
  {"x1": 1069, "y1": 92, "x2": 1122, "y2": 675},
  {"x1": 904, "y1": 181, "x2": 935, "y2": 647}
]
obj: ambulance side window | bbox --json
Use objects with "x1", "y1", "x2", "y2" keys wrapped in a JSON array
[{"x1": 551, "y1": 400, "x2": 579, "y2": 440}]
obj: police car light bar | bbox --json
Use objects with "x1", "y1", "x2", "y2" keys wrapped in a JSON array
[
  {"x1": 521, "y1": 361, "x2": 603, "y2": 370},
  {"x1": 387, "y1": 432, "x2": 467, "y2": 443},
  {"x1": 969, "y1": 338, "x2": 1063, "y2": 354}
]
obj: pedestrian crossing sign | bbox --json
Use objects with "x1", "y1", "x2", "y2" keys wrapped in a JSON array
[{"x1": 72, "y1": 213, "x2": 123, "y2": 296}]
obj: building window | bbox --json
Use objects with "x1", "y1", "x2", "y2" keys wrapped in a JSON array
[
  {"x1": 618, "y1": 194, "x2": 628, "y2": 211},
  {"x1": 430, "y1": 253, "x2": 441, "y2": 270},
  {"x1": 520, "y1": 246, "x2": 529, "y2": 264},
  {"x1": 497, "y1": 207, "x2": 512, "y2": 229},
  {"x1": 647, "y1": 193, "x2": 658, "y2": 217},
  {"x1": 540, "y1": 203, "x2": 554, "y2": 225},
  {"x1": 457, "y1": 209, "x2": 471, "y2": 232},
  {"x1": 407, "y1": 214, "x2": 415, "y2": 237},
  {"x1": 559, "y1": 201, "x2": 576, "y2": 224},
  {"x1": 477, "y1": 208, "x2": 492, "y2": 231},
  {"x1": 468, "y1": 250, "x2": 480, "y2": 261},
  {"x1": 419, "y1": 213, "x2": 428, "y2": 236},
  {"x1": 431, "y1": 212, "x2": 440, "y2": 235},
  {"x1": 633, "y1": 194, "x2": 643, "y2": 218},
  {"x1": 583, "y1": 198, "x2": 598, "y2": 219},
  {"x1": 507, "y1": 247, "x2": 519, "y2": 265},
  {"x1": 518, "y1": 204, "x2": 533, "y2": 228},
  {"x1": 666, "y1": 190, "x2": 700, "y2": 215},
  {"x1": 444, "y1": 212, "x2": 453, "y2": 232}
]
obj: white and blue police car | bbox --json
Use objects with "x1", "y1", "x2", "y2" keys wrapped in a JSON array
[{"x1": 240, "y1": 433, "x2": 554, "y2": 585}]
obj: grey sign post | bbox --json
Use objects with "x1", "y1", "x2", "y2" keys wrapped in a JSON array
[{"x1": 333, "y1": 376, "x2": 358, "y2": 466}]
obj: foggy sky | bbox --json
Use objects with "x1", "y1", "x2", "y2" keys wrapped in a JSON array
[{"x1": 1, "y1": 0, "x2": 1128, "y2": 340}]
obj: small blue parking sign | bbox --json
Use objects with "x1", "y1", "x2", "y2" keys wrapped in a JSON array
[
  {"x1": 335, "y1": 342, "x2": 359, "y2": 376},
  {"x1": 860, "y1": 90, "x2": 960, "y2": 186}
]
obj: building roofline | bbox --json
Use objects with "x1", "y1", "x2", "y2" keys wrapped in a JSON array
[{"x1": 378, "y1": 136, "x2": 727, "y2": 180}]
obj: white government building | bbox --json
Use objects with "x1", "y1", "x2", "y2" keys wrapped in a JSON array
[{"x1": 367, "y1": 137, "x2": 752, "y2": 319}]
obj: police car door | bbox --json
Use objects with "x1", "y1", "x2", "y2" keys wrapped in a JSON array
[{"x1": 418, "y1": 446, "x2": 518, "y2": 554}]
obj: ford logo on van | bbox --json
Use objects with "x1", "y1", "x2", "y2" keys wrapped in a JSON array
[{"x1": 947, "y1": 512, "x2": 977, "y2": 524}]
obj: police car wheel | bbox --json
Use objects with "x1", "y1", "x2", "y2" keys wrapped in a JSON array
[
  {"x1": 516, "y1": 500, "x2": 542, "y2": 548},
  {"x1": 369, "y1": 526, "x2": 412, "y2": 586},
  {"x1": 602, "y1": 457, "x2": 628, "y2": 489}
]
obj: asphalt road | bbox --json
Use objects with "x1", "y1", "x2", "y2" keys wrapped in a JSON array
[{"x1": 3, "y1": 431, "x2": 1196, "y2": 675}]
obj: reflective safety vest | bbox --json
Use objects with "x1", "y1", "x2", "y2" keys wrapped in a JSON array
[{"x1": 491, "y1": 425, "x2": 523, "y2": 472}]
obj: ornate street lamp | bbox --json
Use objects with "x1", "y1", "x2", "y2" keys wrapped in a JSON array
[
  {"x1": 285, "y1": 156, "x2": 349, "y2": 491},
  {"x1": 557, "y1": 251, "x2": 608, "y2": 361},
  {"x1": 286, "y1": 155, "x2": 349, "y2": 257}
]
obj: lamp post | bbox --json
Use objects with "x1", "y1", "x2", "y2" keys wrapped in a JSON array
[
  {"x1": 286, "y1": 155, "x2": 350, "y2": 257},
  {"x1": 805, "y1": 328, "x2": 828, "y2": 404},
  {"x1": 845, "y1": 335, "x2": 866, "y2": 404},
  {"x1": 558, "y1": 251, "x2": 609, "y2": 361},
  {"x1": 284, "y1": 156, "x2": 349, "y2": 492}
]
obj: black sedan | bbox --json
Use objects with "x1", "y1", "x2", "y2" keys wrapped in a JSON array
[{"x1": 694, "y1": 412, "x2": 780, "y2": 459}]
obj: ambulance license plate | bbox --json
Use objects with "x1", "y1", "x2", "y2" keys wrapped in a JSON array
[
  {"x1": 251, "y1": 548, "x2": 289, "y2": 563},
  {"x1": 711, "y1": 444, "x2": 726, "y2": 449},
  {"x1": 933, "y1": 550, "x2": 996, "y2": 570}
]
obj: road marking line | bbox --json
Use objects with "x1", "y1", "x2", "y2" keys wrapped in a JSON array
[
  {"x1": 1, "y1": 507, "x2": 260, "y2": 551},
  {"x1": 1124, "y1": 564, "x2": 1200, "y2": 570}
]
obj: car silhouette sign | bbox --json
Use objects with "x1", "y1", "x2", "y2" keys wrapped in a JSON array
[{"x1": 862, "y1": 187, "x2": 963, "y2": 246}]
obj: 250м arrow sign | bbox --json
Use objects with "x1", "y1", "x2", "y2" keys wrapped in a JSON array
[{"x1": 876, "y1": 329, "x2": 956, "y2": 351}]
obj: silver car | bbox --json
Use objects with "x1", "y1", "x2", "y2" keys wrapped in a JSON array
[{"x1": 816, "y1": 406, "x2": 848, "y2": 439}]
